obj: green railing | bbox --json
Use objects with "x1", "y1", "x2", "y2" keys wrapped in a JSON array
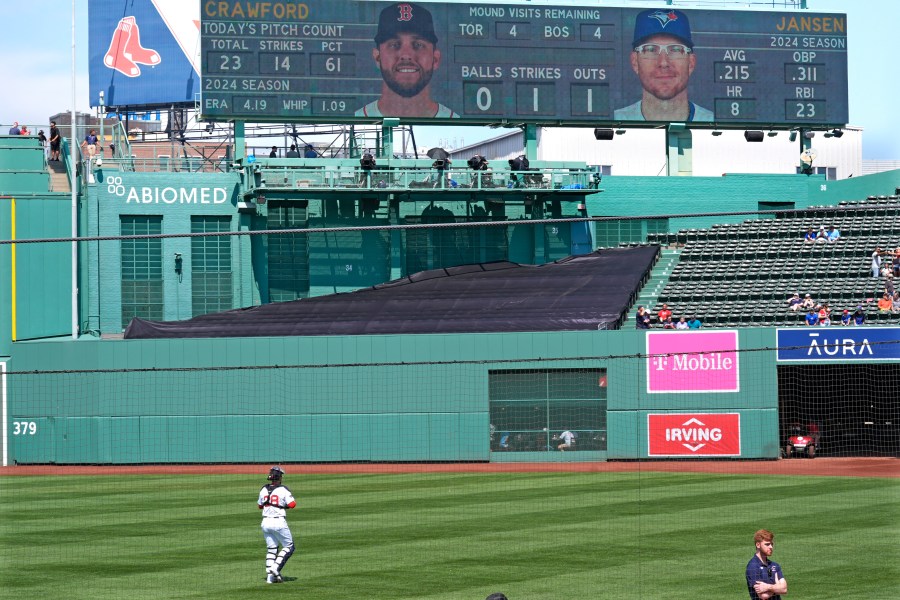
[
  {"x1": 245, "y1": 164, "x2": 599, "y2": 194},
  {"x1": 94, "y1": 155, "x2": 232, "y2": 174}
]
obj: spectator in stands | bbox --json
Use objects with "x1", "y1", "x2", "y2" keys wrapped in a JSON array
[
  {"x1": 872, "y1": 247, "x2": 882, "y2": 278},
  {"x1": 19, "y1": 124, "x2": 30, "y2": 136},
  {"x1": 269, "y1": 146, "x2": 278, "y2": 158},
  {"x1": 37, "y1": 129, "x2": 47, "y2": 159},
  {"x1": 8, "y1": 121, "x2": 20, "y2": 135},
  {"x1": 840, "y1": 309, "x2": 852, "y2": 326},
  {"x1": 885, "y1": 273, "x2": 895, "y2": 298},
  {"x1": 81, "y1": 129, "x2": 99, "y2": 158},
  {"x1": 803, "y1": 227, "x2": 817, "y2": 243},
  {"x1": 815, "y1": 225, "x2": 828, "y2": 242},
  {"x1": 853, "y1": 305, "x2": 866, "y2": 325},
  {"x1": 687, "y1": 315, "x2": 702, "y2": 329},
  {"x1": 304, "y1": 144, "x2": 318, "y2": 158},
  {"x1": 805, "y1": 308, "x2": 819, "y2": 326},
  {"x1": 635, "y1": 306, "x2": 651, "y2": 329},
  {"x1": 285, "y1": 144, "x2": 300, "y2": 158},
  {"x1": 817, "y1": 304, "x2": 831, "y2": 326},
  {"x1": 661, "y1": 315, "x2": 675, "y2": 329},
  {"x1": 878, "y1": 293, "x2": 892, "y2": 313},
  {"x1": 800, "y1": 293, "x2": 816, "y2": 312},
  {"x1": 676, "y1": 316, "x2": 689, "y2": 330},
  {"x1": 49, "y1": 121, "x2": 61, "y2": 162},
  {"x1": 657, "y1": 303, "x2": 672, "y2": 324},
  {"x1": 893, "y1": 248, "x2": 900, "y2": 277},
  {"x1": 893, "y1": 292, "x2": 900, "y2": 314},
  {"x1": 826, "y1": 225, "x2": 840, "y2": 242},
  {"x1": 787, "y1": 293, "x2": 802, "y2": 312}
]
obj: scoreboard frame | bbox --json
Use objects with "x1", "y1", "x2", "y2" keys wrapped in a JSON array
[{"x1": 199, "y1": 1, "x2": 848, "y2": 128}]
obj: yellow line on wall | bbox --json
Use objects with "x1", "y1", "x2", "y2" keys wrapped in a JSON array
[{"x1": 10, "y1": 197, "x2": 16, "y2": 342}]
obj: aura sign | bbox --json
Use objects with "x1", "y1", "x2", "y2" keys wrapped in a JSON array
[
  {"x1": 776, "y1": 328, "x2": 900, "y2": 361},
  {"x1": 646, "y1": 331, "x2": 740, "y2": 393}
]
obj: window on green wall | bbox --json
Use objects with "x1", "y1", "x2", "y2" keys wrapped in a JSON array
[
  {"x1": 267, "y1": 202, "x2": 310, "y2": 302},
  {"x1": 190, "y1": 216, "x2": 233, "y2": 317},
  {"x1": 596, "y1": 218, "x2": 668, "y2": 248},
  {"x1": 120, "y1": 216, "x2": 163, "y2": 329},
  {"x1": 488, "y1": 369, "x2": 607, "y2": 452},
  {"x1": 759, "y1": 201, "x2": 795, "y2": 220}
]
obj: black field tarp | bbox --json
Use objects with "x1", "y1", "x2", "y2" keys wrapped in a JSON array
[{"x1": 124, "y1": 247, "x2": 659, "y2": 339}]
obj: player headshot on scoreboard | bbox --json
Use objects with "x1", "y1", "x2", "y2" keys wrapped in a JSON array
[
  {"x1": 614, "y1": 9, "x2": 713, "y2": 122},
  {"x1": 355, "y1": 2, "x2": 459, "y2": 118}
]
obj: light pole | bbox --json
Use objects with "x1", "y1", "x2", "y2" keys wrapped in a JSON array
[
  {"x1": 98, "y1": 90, "x2": 105, "y2": 157},
  {"x1": 71, "y1": 0, "x2": 78, "y2": 340}
]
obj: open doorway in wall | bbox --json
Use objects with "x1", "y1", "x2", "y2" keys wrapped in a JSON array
[{"x1": 778, "y1": 364, "x2": 900, "y2": 457}]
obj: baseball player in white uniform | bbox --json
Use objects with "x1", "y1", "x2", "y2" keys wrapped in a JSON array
[
  {"x1": 556, "y1": 430, "x2": 577, "y2": 451},
  {"x1": 258, "y1": 466, "x2": 297, "y2": 584}
]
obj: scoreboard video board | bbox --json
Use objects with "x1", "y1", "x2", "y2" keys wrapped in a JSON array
[{"x1": 200, "y1": 1, "x2": 848, "y2": 126}]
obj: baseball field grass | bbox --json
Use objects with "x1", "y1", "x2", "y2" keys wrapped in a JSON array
[{"x1": 1, "y1": 470, "x2": 898, "y2": 599}]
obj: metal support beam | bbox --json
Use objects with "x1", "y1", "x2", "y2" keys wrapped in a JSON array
[
  {"x1": 525, "y1": 124, "x2": 538, "y2": 162},
  {"x1": 666, "y1": 124, "x2": 693, "y2": 176},
  {"x1": 381, "y1": 118, "x2": 400, "y2": 159},
  {"x1": 234, "y1": 121, "x2": 246, "y2": 160}
]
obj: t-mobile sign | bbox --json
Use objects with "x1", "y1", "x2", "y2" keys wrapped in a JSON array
[
  {"x1": 648, "y1": 413, "x2": 742, "y2": 456},
  {"x1": 646, "y1": 331, "x2": 740, "y2": 394}
]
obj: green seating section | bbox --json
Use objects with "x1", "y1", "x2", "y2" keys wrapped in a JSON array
[
  {"x1": 643, "y1": 198, "x2": 900, "y2": 328},
  {"x1": 0, "y1": 134, "x2": 49, "y2": 194}
]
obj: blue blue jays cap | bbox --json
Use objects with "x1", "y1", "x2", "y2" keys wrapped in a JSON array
[
  {"x1": 632, "y1": 9, "x2": 694, "y2": 49},
  {"x1": 375, "y1": 2, "x2": 438, "y2": 46}
]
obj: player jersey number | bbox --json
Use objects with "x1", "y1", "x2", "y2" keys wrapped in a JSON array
[{"x1": 267, "y1": 494, "x2": 280, "y2": 506}]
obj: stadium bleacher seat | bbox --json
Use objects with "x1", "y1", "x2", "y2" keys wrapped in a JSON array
[{"x1": 645, "y1": 198, "x2": 900, "y2": 327}]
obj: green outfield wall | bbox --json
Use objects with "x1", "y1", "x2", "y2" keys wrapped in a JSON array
[
  {"x1": 0, "y1": 194, "x2": 72, "y2": 357},
  {"x1": 4, "y1": 328, "x2": 778, "y2": 464}
]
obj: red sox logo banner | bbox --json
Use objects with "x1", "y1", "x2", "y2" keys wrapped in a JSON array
[
  {"x1": 104, "y1": 16, "x2": 162, "y2": 78},
  {"x1": 647, "y1": 413, "x2": 741, "y2": 456}
]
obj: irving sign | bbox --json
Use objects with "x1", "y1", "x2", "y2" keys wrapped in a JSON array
[{"x1": 647, "y1": 413, "x2": 741, "y2": 457}]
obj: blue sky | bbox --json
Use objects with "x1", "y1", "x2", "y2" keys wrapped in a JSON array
[{"x1": 1, "y1": 1, "x2": 895, "y2": 158}]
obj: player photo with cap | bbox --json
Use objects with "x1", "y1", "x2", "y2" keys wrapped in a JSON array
[
  {"x1": 355, "y1": 2, "x2": 458, "y2": 118},
  {"x1": 614, "y1": 9, "x2": 713, "y2": 122}
]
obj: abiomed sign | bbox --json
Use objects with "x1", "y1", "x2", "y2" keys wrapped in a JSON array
[
  {"x1": 105, "y1": 175, "x2": 229, "y2": 204},
  {"x1": 776, "y1": 327, "x2": 900, "y2": 361},
  {"x1": 646, "y1": 331, "x2": 740, "y2": 393},
  {"x1": 648, "y1": 413, "x2": 742, "y2": 457}
]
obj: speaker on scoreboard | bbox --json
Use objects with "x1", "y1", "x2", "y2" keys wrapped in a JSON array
[
  {"x1": 743, "y1": 130, "x2": 765, "y2": 143},
  {"x1": 593, "y1": 128, "x2": 615, "y2": 141}
]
